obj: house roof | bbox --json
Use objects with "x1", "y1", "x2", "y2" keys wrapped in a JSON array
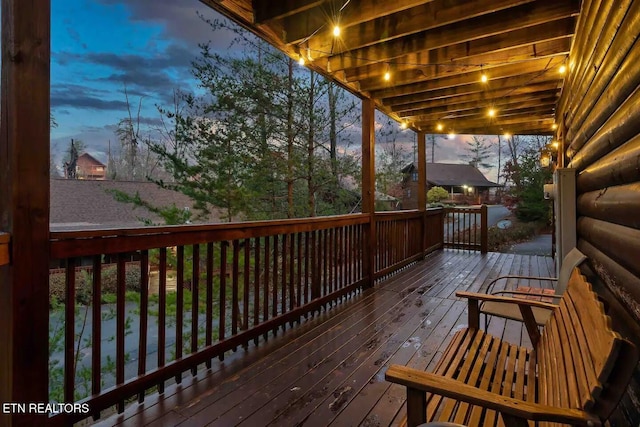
[
  {"x1": 50, "y1": 179, "x2": 221, "y2": 231},
  {"x1": 77, "y1": 152, "x2": 106, "y2": 167},
  {"x1": 402, "y1": 162, "x2": 500, "y2": 188}
]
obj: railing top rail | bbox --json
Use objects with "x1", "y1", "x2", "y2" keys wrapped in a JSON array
[{"x1": 50, "y1": 214, "x2": 369, "y2": 259}]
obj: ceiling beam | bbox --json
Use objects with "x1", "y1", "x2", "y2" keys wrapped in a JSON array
[
  {"x1": 253, "y1": 0, "x2": 327, "y2": 24},
  {"x1": 370, "y1": 56, "x2": 564, "y2": 99},
  {"x1": 400, "y1": 94, "x2": 559, "y2": 120},
  {"x1": 420, "y1": 111, "x2": 555, "y2": 129},
  {"x1": 390, "y1": 81, "x2": 561, "y2": 113},
  {"x1": 423, "y1": 122, "x2": 555, "y2": 135},
  {"x1": 410, "y1": 104, "x2": 556, "y2": 125},
  {"x1": 325, "y1": 1, "x2": 579, "y2": 71},
  {"x1": 359, "y1": 38, "x2": 570, "y2": 92},
  {"x1": 280, "y1": 0, "x2": 433, "y2": 44},
  {"x1": 303, "y1": 0, "x2": 534, "y2": 56},
  {"x1": 343, "y1": 18, "x2": 575, "y2": 82}
]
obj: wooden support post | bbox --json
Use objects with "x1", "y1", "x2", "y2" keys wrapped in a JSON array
[
  {"x1": 362, "y1": 98, "x2": 376, "y2": 287},
  {"x1": 406, "y1": 388, "x2": 427, "y2": 427},
  {"x1": 480, "y1": 204, "x2": 488, "y2": 254},
  {"x1": 0, "y1": 0, "x2": 51, "y2": 426},
  {"x1": 417, "y1": 131, "x2": 427, "y2": 255}
]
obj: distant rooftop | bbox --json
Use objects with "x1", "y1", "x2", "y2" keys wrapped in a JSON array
[
  {"x1": 401, "y1": 162, "x2": 500, "y2": 188},
  {"x1": 50, "y1": 179, "x2": 221, "y2": 231}
]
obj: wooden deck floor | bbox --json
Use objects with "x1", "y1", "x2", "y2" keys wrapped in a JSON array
[{"x1": 95, "y1": 250, "x2": 554, "y2": 427}]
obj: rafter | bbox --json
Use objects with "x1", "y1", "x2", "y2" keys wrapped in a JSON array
[
  {"x1": 420, "y1": 112, "x2": 555, "y2": 129},
  {"x1": 252, "y1": 0, "x2": 327, "y2": 23},
  {"x1": 280, "y1": 0, "x2": 432, "y2": 44},
  {"x1": 390, "y1": 82, "x2": 561, "y2": 113},
  {"x1": 421, "y1": 122, "x2": 555, "y2": 136},
  {"x1": 303, "y1": 0, "x2": 534, "y2": 56},
  {"x1": 399, "y1": 94, "x2": 559, "y2": 120},
  {"x1": 324, "y1": 0, "x2": 579, "y2": 70},
  {"x1": 370, "y1": 57, "x2": 563, "y2": 100},
  {"x1": 359, "y1": 39, "x2": 570, "y2": 92},
  {"x1": 343, "y1": 18, "x2": 575, "y2": 82}
]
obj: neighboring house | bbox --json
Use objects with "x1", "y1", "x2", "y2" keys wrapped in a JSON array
[
  {"x1": 50, "y1": 178, "x2": 221, "y2": 231},
  {"x1": 76, "y1": 153, "x2": 107, "y2": 180},
  {"x1": 400, "y1": 162, "x2": 501, "y2": 208}
]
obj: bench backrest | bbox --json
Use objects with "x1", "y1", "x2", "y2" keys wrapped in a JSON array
[{"x1": 537, "y1": 268, "x2": 637, "y2": 420}]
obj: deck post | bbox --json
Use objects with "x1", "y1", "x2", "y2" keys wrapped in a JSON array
[
  {"x1": 0, "y1": 0, "x2": 51, "y2": 425},
  {"x1": 480, "y1": 204, "x2": 488, "y2": 253},
  {"x1": 361, "y1": 98, "x2": 376, "y2": 287},
  {"x1": 416, "y1": 131, "x2": 427, "y2": 256}
]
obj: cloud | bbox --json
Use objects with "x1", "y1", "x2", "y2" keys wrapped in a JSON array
[
  {"x1": 51, "y1": 85, "x2": 129, "y2": 111},
  {"x1": 96, "y1": 0, "x2": 236, "y2": 49}
]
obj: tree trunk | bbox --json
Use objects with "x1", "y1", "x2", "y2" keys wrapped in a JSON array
[
  {"x1": 287, "y1": 58, "x2": 295, "y2": 218},
  {"x1": 307, "y1": 70, "x2": 316, "y2": 217},
  {"x1": 329, "y1": 82, "x2": 338, "y2": 178}
]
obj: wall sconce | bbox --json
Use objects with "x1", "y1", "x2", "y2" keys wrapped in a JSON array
[{"x1": 539, "y1": 145, "x2": 557, "y2": 168}]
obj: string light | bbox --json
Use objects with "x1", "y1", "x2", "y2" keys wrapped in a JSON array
[
  {"x1": 447, "y1": 132, "x2": 456, "y2": 140},
  {"x1": 503, "y1": 133, "x2": 511, "y2": 139},
  {"x1": 559, "y1": 65, "x2": 567, "y2": 74},
  {"x1": 552, "y1": 123, "x2": 558, "y2": 130},
  {"x1": 480, "y1": 73, "x2": 488, "y2": 83},
  {"x1": 333, "y1": 25, "x2": 341, "y2": 37},
  {"x1": 436, "y1": 123, "x2": 443, "y2": 131},
  {"x1": 400, "y1": 122, "x2": 408, "y2": 129},
  {"x1": 552, "y1": 141, "x2": 560, "y2": 149},
  {"x1": 488, "y1": 108, "x2": 496, "y2": 118},
  {"x1": 298, "y1": 56, "x2": 305, "y2": 66}
]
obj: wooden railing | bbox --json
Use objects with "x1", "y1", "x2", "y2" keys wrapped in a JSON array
[
  {"x1": 374, "y1": 210, "x2": 444, "y2": 279},
  {"x1": 443, "y1": 205, "x2": 488, "y2": 253},
  {"x1": 45, "y1": 208, "x2": 486, "y2": 424},
  {"x1": 0, "y1": 232, "x2": 9, "y2": 266},
  {"x1": 48, "y1": 215, "x2": 368, "y2": 425}
]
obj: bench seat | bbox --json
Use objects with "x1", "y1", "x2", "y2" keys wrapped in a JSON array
[{"x1": 386, "y1": 268, "x2": 638, "y2": 427}]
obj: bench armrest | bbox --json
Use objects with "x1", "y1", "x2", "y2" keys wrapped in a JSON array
[
  {"x1": 486, "y1": 275, "x2": 557, "y2": 293},
  {"x1": 456, "y1": 291, "x2": 557, "y2": 344},
  {"x1": 456, "y1": 291, "x2": 558, "y2": 310},
  {"x1": 385, "y1": 365, "x2": 601, "y2": 427}
]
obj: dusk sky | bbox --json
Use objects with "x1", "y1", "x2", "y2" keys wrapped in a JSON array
[{"x1": 48, "y1": 0, "x2": 499, "y2": 180}]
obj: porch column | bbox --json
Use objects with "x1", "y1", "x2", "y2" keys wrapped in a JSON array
[
  {"x1": 0, "y1": 1, "x2": 51, "y2": 426},
  {"x1": 361, "y1": 98, "x2": 376, "y2": 287},
  {"x1": 416, "y1": 131, "x2": 427, "y2": 254}
]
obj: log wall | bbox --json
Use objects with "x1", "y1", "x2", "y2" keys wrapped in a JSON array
[{"x1": 559, "y1": 1, "x2": 640, "y2": 424}]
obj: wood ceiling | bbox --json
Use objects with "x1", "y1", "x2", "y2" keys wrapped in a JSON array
[{"x1": 202, "y1": 0, "x2": 581, "y2": 135}]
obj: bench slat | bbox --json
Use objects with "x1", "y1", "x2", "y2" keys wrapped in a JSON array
[{"x1": 389, "y1": 268, "x2": 637, "y2": 427}]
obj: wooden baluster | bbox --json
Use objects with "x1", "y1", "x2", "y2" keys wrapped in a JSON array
[
  {"x1": 191, "y1": 244, "x2": 199, "y2": 375},
  {"x1": 296, "y1": 233, "x2": 302, "y2": 309},
  {"x1": 116, "y1": 253, "x2": 126, "y2": 412},
  {"x1": 323, "y1": 229, "x2": 328, "y2": 301},
  {"x1": 91, "y1": 255, "x2": 102, "y2": 420},
  {"x1": 64, "y1": 258, "x2": 76, "y2": 405},
  {"x1": 272, "y1": 235, "x2": 278, "y2": 334},
  {"x1": 281, "y1": 234, "x2": 287, "y2": 326},
  {"x1": 304, "y1": 231, "x2": 310, "y2": 305},
  {"x1": 158, "y1": 247, "x2": 167, "y2": 391},
  {"x1": 243, "y1": 239, "x2": 250, "y2": 346},
  {"x1": 289, "y1": 233, "x2": 295, "y2": 317},
  {"x1": 232, "y1": 240, "x2": 239, "y2": 342},
  {"x1": 253, "y1": 237, "x2": 260, "y2": 345},
  {"x1": 311, "y1": 230, "x2": 319, "y2": 302},
  {"x1": 176, "y1": 246, "x2": 184, "y2": 382},
  {"x1": 206, "y1": 242, "x2": 213, "y2": 369},
  {"x1": 138, "y1": 250, "x2": 149, "y2": 401},
  {"x1": 219, "y1": 242, "x2": 227, "y2": 361},
  {"x1": 263, "y1": 236, "x2": 270, "y2": 340}
]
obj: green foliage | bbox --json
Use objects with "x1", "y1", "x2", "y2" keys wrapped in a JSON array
[
  {"x1": 427, "y1": 186, "x2": 449, "y2": 203},
  {"x1": 503, "y1": 146, "x2": 552, "y2": 222},
  {"x1": 464, "y1": 136, "x2": 494, "y2": 170}
]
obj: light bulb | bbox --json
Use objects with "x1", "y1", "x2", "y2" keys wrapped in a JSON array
[
  {"x1": 298, "y1": 57, "x2": 305, "y2": 66},
  {"x1": 333, "y1": 25, "x2": 341, "y2": 37},
  {"x1": 436, "y1": 123, "x2": 443, "y2": 131},
  {"x1": 480, "y1": 74, "x2": 488, "y2": 83},
  {"x1": 559, "y1": 65, "x2": 567, "y2": 74},
  {"x1": 488, "y1": 108, "x2": 496, "y2": 117},
  {"x1": 384, "y1": 71, "x2": 391, "y2": 81}
]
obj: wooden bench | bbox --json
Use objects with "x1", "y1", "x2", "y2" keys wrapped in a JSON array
[{"x1": 386, "y1": 268, "x2": 638, "y2": 427}]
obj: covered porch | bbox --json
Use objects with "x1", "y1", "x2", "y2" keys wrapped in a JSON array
[
  {"x1": 2, "y1": 0, "x2": 640, "y2": 426},
  {"x1": 95, "y1": 250, "x2": 549, "y2": 427}
]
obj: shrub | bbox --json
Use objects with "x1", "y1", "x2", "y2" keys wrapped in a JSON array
[{"x1": 427, "y1": 186, "x2": 449, "y2": 203}]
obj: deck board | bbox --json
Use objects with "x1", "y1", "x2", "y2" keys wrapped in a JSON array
[{"x1": 94, "y1": 250, "x2": 551, "y2": 427}]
